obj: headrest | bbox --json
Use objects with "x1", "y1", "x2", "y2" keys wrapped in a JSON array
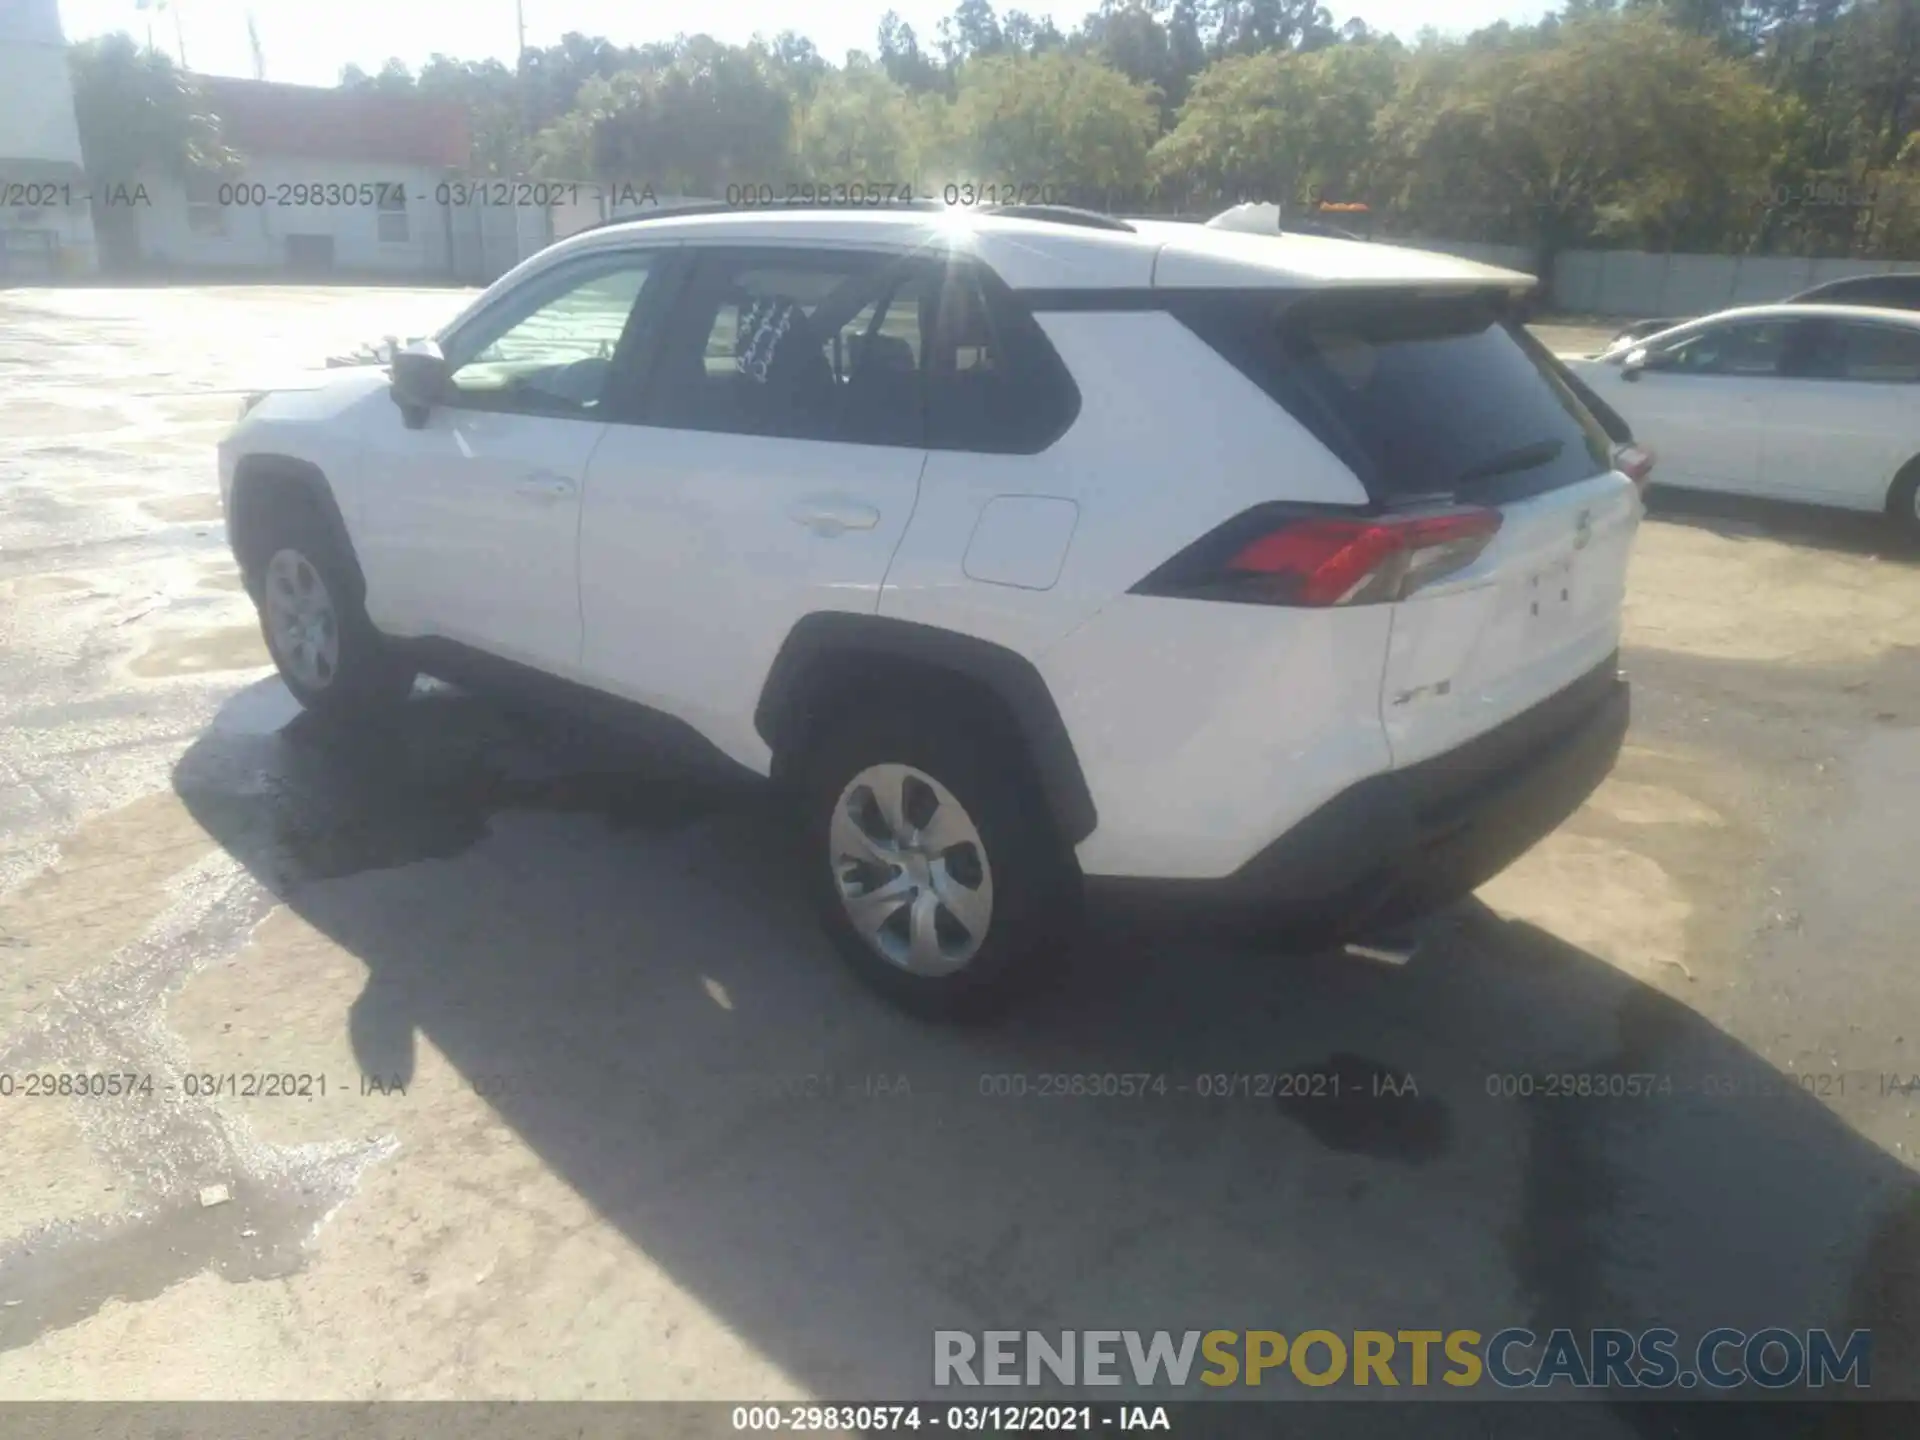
[{"x1": 736, "y1": 297, "x2": 816, "y2": 384}]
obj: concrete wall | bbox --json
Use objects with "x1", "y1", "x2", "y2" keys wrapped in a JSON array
[
  {"x1": 446, "y1": 199, "x2": 553, "y2": 285},
  {"x1": 131, "y1": 160, "x2": 456, "y2": 275},
  {"x1": 1523, "y1": 248, "x2": 1920, "y2": 317},
  {"x1": 1381, "y1": 234, "x2": 1534, "y2": 273}
]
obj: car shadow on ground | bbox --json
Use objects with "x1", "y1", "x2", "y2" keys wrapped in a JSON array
[
  {"x1": 1645, "y1": 490, "x2": 1917, "y2": 565},
  {"x1": 171, "y1": 682, "x2": 1920, "y2": 1434}
]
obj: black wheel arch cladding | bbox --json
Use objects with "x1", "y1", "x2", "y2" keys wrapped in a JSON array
[
  {"x1": 228, "y1": 454, "x2": 366, "y2": 602},
  {"x1": 755, "y1": 612, "x2": 1099, "y2": 846}
]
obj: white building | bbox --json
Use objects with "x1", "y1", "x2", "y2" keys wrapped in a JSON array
[
  {"x1": 128, "y1": 76, "x2": 476, "y2": 277},
  {"x1": 0, "y1": 0, "x2": 96, "y2": 277}
]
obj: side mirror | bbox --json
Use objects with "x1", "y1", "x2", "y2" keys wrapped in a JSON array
[
  {"x1": 1621, "y1": 346, "x2": 1653, "y2": 381},
  {"x1": 390, "y1": 340, "x2": 448, "y2": 426}
]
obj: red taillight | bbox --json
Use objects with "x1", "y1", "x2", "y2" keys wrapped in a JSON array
[
  {"x1": 1220, "y1": 507, "x2": 1503, "y2": 607},
  {"x1": 1613, "y1": 442, "x2": 1654, "y2": 492}
]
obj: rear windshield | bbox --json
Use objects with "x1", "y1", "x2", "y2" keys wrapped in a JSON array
[{"x1": 1176, "y1": 291, "x2": 1614, "y2": 505}]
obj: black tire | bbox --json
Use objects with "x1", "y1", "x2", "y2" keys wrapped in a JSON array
[
  {"x1": 794, "y1": 697, "x2": 1081, "y2": 1022},
  {"x1": 246, "y1": 490, "x2": 415, "y2": 721},
  {"x1": 1889, "y1": 459, "x2": 1920, "y2": 547}
]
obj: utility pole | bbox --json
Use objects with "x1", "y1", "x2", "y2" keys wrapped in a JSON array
[{"x1": 517, "y1": 0, "x2": 531, "y2": 164}]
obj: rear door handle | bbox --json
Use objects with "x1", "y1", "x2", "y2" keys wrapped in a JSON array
[
  {"x1": 790, "y1": 497, "x2": 880, "y2": 536},
  {"x1": 515, "y1": 471, "x2": 577, "y2": 502}
]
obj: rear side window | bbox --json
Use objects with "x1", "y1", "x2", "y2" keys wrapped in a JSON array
[
  {"x1": 1838, "y1": 322, "x2": 1920, "y2": 382},
  {"x1": 925, "y1": 263, "x2": 1080, "y2": 454},
  {"x1": 1176, "y1": 291, "x2": 1612, "y2": 505}
]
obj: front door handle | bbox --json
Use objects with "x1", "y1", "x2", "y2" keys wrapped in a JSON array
[
  {"x1": 515, "y1": 471, "x2": 577, "y2": 502},
  {"x1": 790, "y1": 497, "x2": 880, "y2": 536}
]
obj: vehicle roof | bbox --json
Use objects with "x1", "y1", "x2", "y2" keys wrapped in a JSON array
[
  {"x1": 543, "y1": 205, "x2": 1539, "y2": 295},
  {"x1": 1790, "y1": 272, "x2": 1920, "y2": 296}
]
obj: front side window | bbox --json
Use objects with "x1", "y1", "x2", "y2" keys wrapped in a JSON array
[
  {"x1": 444, "y1": 254, "x2": 657, "y2": 418},
  {"x1": 1651, "y1": 320, "x2": 1795, "y2": 376}
]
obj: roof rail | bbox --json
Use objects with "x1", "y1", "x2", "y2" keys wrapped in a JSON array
[
  {"x1": 565, "y1": 196, "x2": 1152, "y2": 239},
  {"x1": 569, "y1": 195, "x2": 949, "y2": 235},
  {"x1": 980, "y1": 204, "x2": 1136, "y2": 232}
]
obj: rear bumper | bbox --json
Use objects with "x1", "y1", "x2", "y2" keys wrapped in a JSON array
[{"x1": 1099, "y1": 656, "x2": 1629, "y2": 938}]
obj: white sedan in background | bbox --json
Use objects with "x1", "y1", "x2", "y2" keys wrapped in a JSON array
[{"x1": 1562, "y1": 303, "x2": 1920, "y2": 540}]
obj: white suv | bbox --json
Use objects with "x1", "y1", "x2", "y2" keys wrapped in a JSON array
[{"x1": 219, "y1": 202, "x2": 1640, "y2": 1018}]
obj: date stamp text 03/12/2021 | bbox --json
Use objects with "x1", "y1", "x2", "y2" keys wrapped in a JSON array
[{"x1": 0, "y1": 178, "x2": 1110, "y2": 212}]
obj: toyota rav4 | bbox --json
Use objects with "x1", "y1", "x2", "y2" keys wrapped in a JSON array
[{"x1": 219, "y1": 202, "x2": 1639, "y2": 1018}]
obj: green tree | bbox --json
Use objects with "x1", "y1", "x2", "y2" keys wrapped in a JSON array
[
  {"x1": 1374, "y1": 12, "x2": 1783, "y2": 276},
  {"x1": 877, "y1": 10, "x2": 948, "y2": 92},
  {"x1": 1004, "y1": 10, "x2": 1070, "y2": 52},
  {"x1": 940, "y1": 0, "x2": 1010, "y2": 63},
  {"x1": 68, "y1": 34, "x2": 233, "y2": 270},
  {"x1": 339, "y1": 58, "x2": 417, "y2": 93},
  {"x1": 69, "y1": 34, "x2": 231, "y2": 185},
  {"x1": 1204, "y1": 0, "x2": 1340, "y2": 56},
  {"x1": 532, "y1": 37, "x2": 792, "y2": 193},
  {"x1": 766, "y1": 31, "x2": 832, "y2": 103},
  {"x1": 791, "y1": 61, "x2": 924, "y2": 179},
  {"x1": 1151, "y1": 41, "x2": 1400, "y2": 208},
  {"x1": 414, "y1": 56, "x2": 526, "y2": 175},
  {"x1": 942, "y1": 50, "x2": 1161, "y2": 203},
  {"x1": 521, "y1": 32, "x2": 651, "y2": 135},
  {"x1": 1074, "y1": 1, "x2": 1208, "y2": 121}
]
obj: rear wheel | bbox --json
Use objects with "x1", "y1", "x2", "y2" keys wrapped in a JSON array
[
  {"x1": 795, "y1": 700, "x2": 1080, "y2": 1021},
  {"x1": 1890, "y1": 459, "x2": 1920, "y2": 546},
  {"x1": 248, "y1": 495, "x2": 414, "y2": 720}
]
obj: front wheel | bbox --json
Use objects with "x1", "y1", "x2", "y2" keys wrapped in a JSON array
[
  {"x1": 250, "y1": 499, "x2": 414, "y2": 720},
  {"x1": 796, "y1": 703, "x2": 1080, "y2": 1021}
]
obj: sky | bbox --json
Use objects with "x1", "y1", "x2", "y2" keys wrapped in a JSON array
[{"x1": 57, "y1": 0, "x2": 1556, "y2": 87}]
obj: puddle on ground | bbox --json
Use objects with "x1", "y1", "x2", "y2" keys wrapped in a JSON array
[
  {"x1": 25, "y1": 445, "x2": 125, "y2": 464},
  {"x1": 0, "y1": 1178, "x2": 341, "y2": 1354},
  {"x1": 3, "y1": 575, "x2": 93, "y2": 599},
  {"x1": 76, "y1": 484, "x2": 161, "y2": 501},
  {"x1": 142, "y1": 494, "x2": 225, "y2": 524},
  {"x1": 178, "y1": 688, "x2": 762, "y2": 886},
  {"x1": 7, "y1": 403, "x2": 126, "y2": 438},
  {"x1": 1272, "y1": 1052, "x2": 1451, "y2": 1164},
  {"x1": 270, "y1": 720, "x2": 756, "y2": 882},
  {"x1": 129, "y1": 626, "x2": 269, "y2": 678}
]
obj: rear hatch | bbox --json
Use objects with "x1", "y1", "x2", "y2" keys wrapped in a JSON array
[{"x1": 1176, "y1": 285, "x2": 1639, "y2": 767}]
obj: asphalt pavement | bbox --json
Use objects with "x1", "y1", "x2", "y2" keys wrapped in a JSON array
[{"x1": 1, "y1": 287, "x2": 1918, "y2": 1430}]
